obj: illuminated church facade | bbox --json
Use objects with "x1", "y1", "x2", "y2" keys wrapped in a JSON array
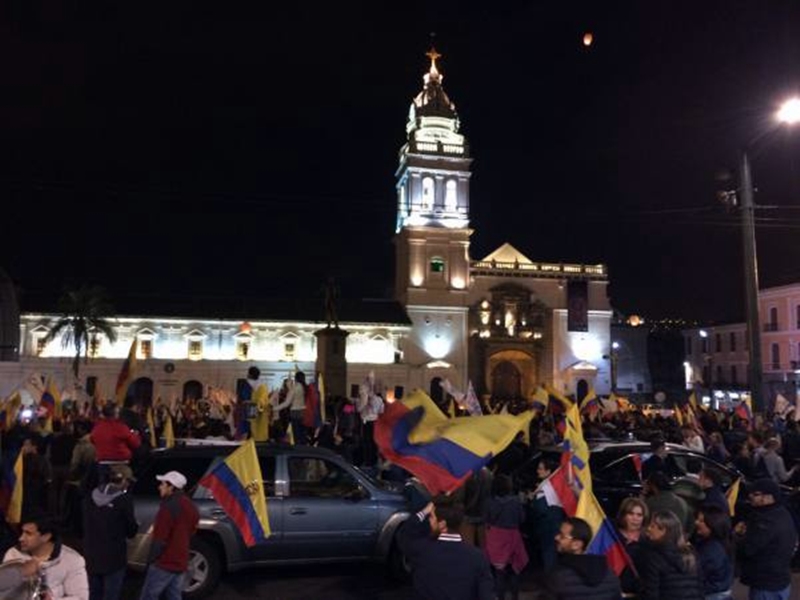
[{"x1": 0, "y1": 50, "x2": 612, "y2": 405}]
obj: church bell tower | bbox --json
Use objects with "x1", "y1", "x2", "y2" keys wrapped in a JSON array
[{"x1": 394, "y1": 48, "x2": 473, "y2": 387}]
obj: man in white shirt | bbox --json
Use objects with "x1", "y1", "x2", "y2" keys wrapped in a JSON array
[{"x1": 3, "y1": 514, "x2": 88, "y2": 600}]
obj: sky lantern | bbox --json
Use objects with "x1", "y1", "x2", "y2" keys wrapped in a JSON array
[{"x1": 583, "y1": 32, "x2": 593, "y2": 47}]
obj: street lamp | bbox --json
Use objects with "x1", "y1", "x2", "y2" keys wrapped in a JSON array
[
  {"x1": 740, "y1": 97, "x2": 800, "y2": 412},
  {"x1": 610, "y1": 341, "x2": 620, "y2": 392}
]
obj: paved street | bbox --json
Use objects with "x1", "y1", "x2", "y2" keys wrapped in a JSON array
[{"x1": 118, "y1": 562, "x2": 800, "y2": 600}]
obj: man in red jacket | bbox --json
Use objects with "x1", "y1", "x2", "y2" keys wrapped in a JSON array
[
  {"x1": 139, "y1": 470, "x2": 199, "y2": 600},
  {"x1": 90, "y1": 403, "x2": 141, "y2": 483}
]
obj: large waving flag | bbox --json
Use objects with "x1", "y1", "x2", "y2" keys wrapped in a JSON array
[
  {"x1": 545, "y1": 384, "x2": 573, "y2": 414},
  {"x1": 375, "y1": 390, "x2": 534, "y2": 494},
  {"x1": 199, "y1": 439, "x2": 270, "y2": 546},
  {"x1": 559, "y1": 395, "x2": 635, "y2": 576},
  {"x1": 115, "y1": 339, "x2": 138, "y2": 404}
]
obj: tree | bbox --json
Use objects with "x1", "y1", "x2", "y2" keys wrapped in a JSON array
[{"x1": 43, "y1": 285, "x2": 117, "y2": 379}]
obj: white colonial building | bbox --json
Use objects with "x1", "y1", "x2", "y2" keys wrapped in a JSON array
[{"x1": 0, "y1": 49, "x2": 613, "y2": 406}]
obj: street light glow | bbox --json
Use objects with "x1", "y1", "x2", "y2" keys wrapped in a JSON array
[
  {"x1": 699, "y1": 329, "x2": 708, "y2": 338},
  {"x1": 777, "y1": 98, "x2": 800, "y2": 124}
]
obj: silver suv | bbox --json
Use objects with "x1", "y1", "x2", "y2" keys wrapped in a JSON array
[{"x1": 126, "y1": 443, "x2": 410, "y2": 598}]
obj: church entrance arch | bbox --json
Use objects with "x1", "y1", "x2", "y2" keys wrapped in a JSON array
[
  {"x1": 486, "y1": 349, "x2": 538, "y2": 402},
  {"x1": 492, "y1": 361, "x2": 521, "y2": 400}
]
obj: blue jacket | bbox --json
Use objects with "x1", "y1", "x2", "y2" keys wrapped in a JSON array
[{"x1": 696, "y1": 538, "x2": 733, "y2": 594}]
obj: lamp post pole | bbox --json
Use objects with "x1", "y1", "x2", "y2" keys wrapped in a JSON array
[{"x1": 740, "y1": 151, "x2": 764, "y2": 412}]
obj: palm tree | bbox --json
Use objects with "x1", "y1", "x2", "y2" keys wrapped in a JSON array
[{"x1": 43, "y1": 285, "x2": 118, "y2": 378}]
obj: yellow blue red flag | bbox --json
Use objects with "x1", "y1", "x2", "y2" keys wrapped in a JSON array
[
  {"x1": 576, "y1": 486, "x2": 636, "y2": 577},
  {"x1": 375, "y1": 390, "x2": 533, "y2": 494},
  {"x1": 199, "y1": 439, "x2": 270, "y2": 546}
]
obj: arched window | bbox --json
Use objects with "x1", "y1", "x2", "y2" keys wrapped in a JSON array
[
  {"x1": 421, "y1": 177, "x2": 434, "y2": 211},
  {"x1": 444, "y1": 180, "x2": 457, "y2": 211}
]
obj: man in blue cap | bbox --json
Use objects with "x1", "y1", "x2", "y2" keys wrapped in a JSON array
[{"x1": 734, "y1": 478, "x2": 797, "y2": 600}]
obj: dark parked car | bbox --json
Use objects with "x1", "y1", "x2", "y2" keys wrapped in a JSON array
[
  {"x1": 513, "y1": 441, "x2": 744, "y2": 518},
  {"x1": 127, "y1": 442, "x2": 410, "y2": 598}
]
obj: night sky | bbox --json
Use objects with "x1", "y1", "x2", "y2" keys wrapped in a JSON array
[{"x1": 2, "y1": 1, "x2": 800, "y2": 322}]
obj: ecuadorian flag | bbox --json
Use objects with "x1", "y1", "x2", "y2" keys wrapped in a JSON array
[
  {"x1": 0, "y1": 450, "x2": 23, "y2": 524},
  {"x1": 199, "y1": 439, "x2": 270, "y2": 547},
  {"x1": 375, "y1": 390, "x2": 533, "y2": 494}
]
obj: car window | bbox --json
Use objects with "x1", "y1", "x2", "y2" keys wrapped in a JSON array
[
  {"x1": 598, "y1": 455, "x2": 640, "y2": 484},
  {"x1": 288, "y1": 457, "x2": 359, "y2": 498},
  {"x1": 670, "y1": 454, "x2": 734, "y2": 489},
  {"x1": 258, "y1": 456, "x2": 277, "y2": 497}
]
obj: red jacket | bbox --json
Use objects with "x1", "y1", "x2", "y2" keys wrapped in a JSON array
[
  {"x1": 90, "y1": 418, "x2": 141, "y2": 461},
  {"x1": 148, "y1": 491, "x2": 200, "y2": 572}
]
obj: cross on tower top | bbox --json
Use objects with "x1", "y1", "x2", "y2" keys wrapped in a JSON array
[{"x1": 426, "y1": 47, "x2": 441, "y2": 74}]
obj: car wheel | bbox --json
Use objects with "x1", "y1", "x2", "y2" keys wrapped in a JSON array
[
  {"x1": 182, "y1": 537, "x2": 222, "y2": 599},
  {"x1": 387, "y1": 539, "x2": 411, "y2": 582}
]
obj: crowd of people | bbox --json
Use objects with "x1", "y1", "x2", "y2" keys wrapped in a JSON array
[
  {"x1": 1, "y1": 375, "x2": 800, "y2": 599},
  {"x1": 391, "y1": 398, "x2": 800, "y2": 600}
]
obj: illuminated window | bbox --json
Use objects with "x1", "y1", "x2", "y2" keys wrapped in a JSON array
[
  {"x1": 284, "y1": 343, "x2": 296, "y2": 361},
  {"x1": 237, "y1": 341, "x2": 250, "y2": 360},
  {"x1": 140, "y1": 339, "x2": 153, "y2": 359},
  {"x1": 430, "y1": 257, "x2": 445, "y2": 273},
  {"x1": 421, "y1": 177, "x2": 434, "y2": 211},
  {"x1": 36, "y1": 337, "x2": 47, "y2": 356},
  {"x1": 188, "y1": 340, "x2": 203, "y2": 360},
  {"x1": 444, "y1": 180, "x2": 457, "y2": 211}
]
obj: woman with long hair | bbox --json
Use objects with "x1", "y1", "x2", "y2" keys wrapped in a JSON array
[
  {"x1": 694, "y1": 506, "x2": 733, "y2": 600},
  {"x1": 640, "y1": 510, "x2": 703, "y2": 600},
  {"x1": 616, "y1": 497, "x2": 648, "y2": 597}
]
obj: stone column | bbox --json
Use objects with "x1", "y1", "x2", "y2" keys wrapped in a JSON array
[{"x1": 314, "y1": 327, "x2": 349, "y2": 400}]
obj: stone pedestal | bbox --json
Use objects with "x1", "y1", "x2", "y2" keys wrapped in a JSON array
[{"x1": 314, "y1": 326, "x2": 349, "y2": 400}]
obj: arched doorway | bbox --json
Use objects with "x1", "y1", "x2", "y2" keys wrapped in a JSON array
[
  {"x1": 576, "y1": 379, "x2": 589, "y2": 403},
  {"x1": 183, "y1": 380, "x2": 204, "y2": 402},
  {"x1": 492, "y1": 361, "x2": 522, "y2": 400},
  {"x1": 129, "y1": 377, "x2": 154, "y2": 407}
]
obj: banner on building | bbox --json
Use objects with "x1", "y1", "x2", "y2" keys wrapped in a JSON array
[{"x1": 567, "y1": 280, "x2": 589, "y2": 332}]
